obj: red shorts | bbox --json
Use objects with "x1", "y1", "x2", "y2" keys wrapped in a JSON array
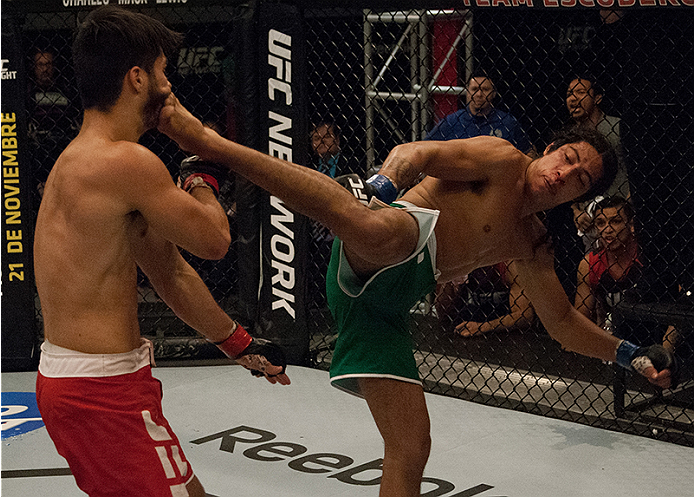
[{"x1": 36, "y1": 341, "x2": 195, "y2": 497}]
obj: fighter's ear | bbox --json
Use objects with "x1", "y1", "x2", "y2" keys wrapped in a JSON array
[
  {"x1": 543, "y1": 143, "x2": 554, "y2": 156},
  {"x1": 125, "y1": 66, "x2": 145, "y2": 93}
]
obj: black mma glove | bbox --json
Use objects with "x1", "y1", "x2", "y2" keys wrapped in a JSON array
[
  {"x1": 616, "y1": 340, "x2": 679, "y2": 389},
  {"x1": 212, "y1": 324, "x2": 287, "y2": 378},
  {"x1": 238, "y1": 338, "x2": 288, "y2": 378},
  {"x1": 179, "y1": 155, "x2": 228, "y2": 197},
  {"x1": 335, "y1": 173, "x2": 398, "y2": 205}
]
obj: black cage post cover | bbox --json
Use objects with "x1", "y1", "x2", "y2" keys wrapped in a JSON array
[
  {"x1": 232, "y1": 3, "x2": 264, "y2": 329},
  {"x1": 1, "y1": 12, "x2": 38, "y2": 372},
  {"x1": 256, "y1": 1, "x2": 310, "y2": 365}
]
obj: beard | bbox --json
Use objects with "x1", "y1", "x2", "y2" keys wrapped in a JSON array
[{"x1": 143, "y1": 82, "x2": 170, "y2": 130}]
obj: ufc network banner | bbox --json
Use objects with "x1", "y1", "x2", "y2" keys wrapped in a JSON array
[
  {"x1": 1, "y1": 14, "x2": 38, "y2": 371},
  {"x1": 256, "y1": 2, "x2": 310, "y2": 365}
]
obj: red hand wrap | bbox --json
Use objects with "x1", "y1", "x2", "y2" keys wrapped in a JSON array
[
  {"x1": 182, "y1": 173, "x2": 220, "y2": 195},
  {"x1": 214, "y1": 324, "x2": 253, "y2": 358}
]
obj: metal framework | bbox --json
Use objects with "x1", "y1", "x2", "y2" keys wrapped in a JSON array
[{"x1": 363, "y1": 9, "x2": 473, "y2": 171}]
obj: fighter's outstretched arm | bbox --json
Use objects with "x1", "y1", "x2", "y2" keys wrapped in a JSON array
[
  {"x1": 375, "y1": 136, "x2": 527, "y2": 189},
  {"x1": 515, "y1": 239, "x2": 676, "y2": 389},
  {"x1": 114, "y1": 140, "x2": 231, "y2": 260}
]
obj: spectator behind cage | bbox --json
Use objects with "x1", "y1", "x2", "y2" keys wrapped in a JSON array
[
  {"x1": 565, "y1": 76, "x2": 626, "y2": 197},
  {"x1": 311, "y1": 121, "x2": 347, "y2": 178},
  {"x1": 426, "y1": 71, "x2": 534, "y2": 155},
  {"x1": 428, "y1": 71, "x2": 535, "y2": 333},
  {"x1": 566, "y1": 75, "x2": 630, "y2": 252},
  {"x1": 307, "y1": 120, "x2": 347, "y2": 308},
  {"x1": 436, "y1": 261, "x2": 536, "y2": 338},
  {"x1": 27, "y1": 48, "x2": 79, "y2": 198},
  {"x1": 574, "y1": 196, "x2": 674, "y2": 349}
]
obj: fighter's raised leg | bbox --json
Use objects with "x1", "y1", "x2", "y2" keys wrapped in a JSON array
[{"x1": 158, "y1": 94, "x2": 418, "y2": 275}]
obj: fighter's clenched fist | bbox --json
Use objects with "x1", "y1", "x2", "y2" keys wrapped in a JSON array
[{"x1": 212, "y1": 323, "x2": 290, "y2": 386}]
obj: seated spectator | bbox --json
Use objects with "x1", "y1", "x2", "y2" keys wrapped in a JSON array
[
  {"x1": 426, "y1": 71, "x2": 534, "y2": 155},
  {"x1": 574, "y1": 196, "x2": 673, "y2": 348},
  {"x1": 436, "y1": 261, "x2": 535, "y2": 337}
]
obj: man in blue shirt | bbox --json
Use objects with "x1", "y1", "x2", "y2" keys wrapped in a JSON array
[
  {"x1": 426, "y1": 72, "x2": 533, "y2": 154},
  {"x1": 428, "y1": 72, "x2": 535, "y2": 330}
]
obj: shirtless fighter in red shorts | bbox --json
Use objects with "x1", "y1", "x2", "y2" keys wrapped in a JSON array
[{"x1": 33, "y1": 7, "x2": 289, "y2": 497}]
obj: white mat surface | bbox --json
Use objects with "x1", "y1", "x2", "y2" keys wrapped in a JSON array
[{"x1": 3, "y1": 365, "x2": 693, "y2": 497}]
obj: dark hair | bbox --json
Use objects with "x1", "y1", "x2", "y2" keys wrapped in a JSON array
[
  {"x1": 468, "y1": 69, "x2": 493, "y2": 82},
  {"x1": 568, "y1": 74, "x2": 603, "y2": 96},
  {"x1": 547, "y1": 126, "x2": 618, "y2": 202},
  {"x1": 595, "y1": 195, "x2": 634, "y2": 222},
  {"x1": 312, "y1": 120, "x2": 341, "y2": 138},
  {"x1": 72, "y1": 6, "x2": 183, "y2": 111},
  {"x1": 33, "y1": 47, "x2": 56, "y2": 58},
  {"x1": 467, "y1": 70, "x2": 496, "y2": 90}
]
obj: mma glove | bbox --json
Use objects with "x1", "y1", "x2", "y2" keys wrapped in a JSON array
[
  {"x1": 212, "y1": 323, "x2": 287, "y2": 378},
  {"x1": 616, "y1": 340, "x2": 679, "y2": 389},
  {"x1": 335, "y1": 173, "x2": 399, "y2": 205},
  {"x1": 179, "y1": 155, "x2": 228, "y2": 198}
]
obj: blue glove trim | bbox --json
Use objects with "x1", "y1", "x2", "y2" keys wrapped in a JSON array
[
  {"x1": 615, "y1": 339, "x2": 639, "y2": 370},
  {"x1": 366, "y1": 174, "x2": 398, "y2": 204}
]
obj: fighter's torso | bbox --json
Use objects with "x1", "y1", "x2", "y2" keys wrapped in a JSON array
[
  {"x1": 401, "y1": 170, "x2": 541, "y2": 283},
  {"x1": 34, "y1": 137, "x2": 144, "y2": 354}
]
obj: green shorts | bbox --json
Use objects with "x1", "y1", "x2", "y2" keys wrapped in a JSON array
[{"x1": 327, "y1": 200, "x2": 440, "y2": 397}]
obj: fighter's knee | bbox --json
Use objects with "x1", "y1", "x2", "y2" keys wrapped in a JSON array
[{"x1": 347, "y1": 209, "x2": 418, "y2": 263}]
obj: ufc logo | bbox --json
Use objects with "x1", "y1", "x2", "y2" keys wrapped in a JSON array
[{"x1": 347, "y1": 177, "x2": 368, "y2": 204}]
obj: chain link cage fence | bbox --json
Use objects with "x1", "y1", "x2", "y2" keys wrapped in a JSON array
[
  {"x1": 18, "y1": 3, "x2": 250, "y2": 362},
  {"x1": 302, "y1": 4, "x2": 694, "y2": 447},
  {"x1": 9, "y1": 1, "x2": 693, "y2": 447}
]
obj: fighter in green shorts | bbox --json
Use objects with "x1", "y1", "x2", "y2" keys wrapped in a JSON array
[
  {"x1": 160, "y1": 95, "x2": 676, "y2": 496},
  {"x1": 327, "y1": 200, "x2": 440, "y2": 397}
]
